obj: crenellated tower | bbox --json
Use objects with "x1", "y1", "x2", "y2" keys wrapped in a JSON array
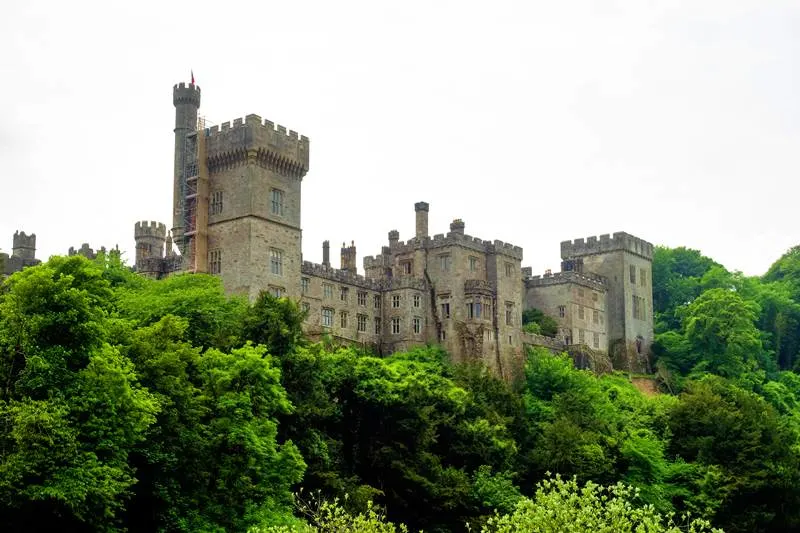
[
  {"x1": 560, "y1": 232, "x2": 654, "y2": 370},
  {"x1": 202, "y1": 113, "x2": 309, "y2": 299},
  {"x1": 12, "y1": 231, "x2": 36, "y2": 260},
  {"x1": 134, "y1": 220, "x2": 167, "y2": 275}
]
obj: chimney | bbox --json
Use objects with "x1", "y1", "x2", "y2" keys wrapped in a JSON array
[
  {"x1": 341, "y1": 241, "x2": 357, "y2": 274},
  {"x1": 322, "y1": 240, "x2": 330, "y2": 268},
  {"x1": 449, "y1": 219, "x2": 465, "y2": 236},
  {"x1": 415, "y1": 201, "x2": 429, "y2": 240}
]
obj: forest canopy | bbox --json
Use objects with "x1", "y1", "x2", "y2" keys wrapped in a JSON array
[{"x1": 1, "y1": 246, "x2": 799, "y2": 532}]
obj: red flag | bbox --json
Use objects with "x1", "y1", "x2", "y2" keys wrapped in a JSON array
[{"x1": 191, "y1": 70, "x2": 195, "y2": 85}]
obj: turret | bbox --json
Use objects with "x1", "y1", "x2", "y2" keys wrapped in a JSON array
[
  {"x1": 172, "y1": 82, "x2": 201, "y2": 244},
  {"x1": 12, "y1": 231, "x2": 36, "y2": 260},
  {"x1": 341, "y1": 241, "x2": 357, "y2": 274},
  {"x1": 388, "y1": 230, "x2": 399, "y2": 248},
  {"x1": 134, "y1": 220, "x2": 167, "y2": 269},
  {"x1": 415, "y1": 201, "x2": 429, "y2": 240}
]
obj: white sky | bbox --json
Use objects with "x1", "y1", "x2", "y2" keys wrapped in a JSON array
[{"x1": 1, "y1": 0, "x2": 798, "y2": 276}]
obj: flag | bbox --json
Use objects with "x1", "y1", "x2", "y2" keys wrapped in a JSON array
[{"x1": 191, "y1": 70, "x2": 195, "y2": 85}]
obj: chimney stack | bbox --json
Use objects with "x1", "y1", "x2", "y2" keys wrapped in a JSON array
[
  {"x1": 415, "y1": 202, "x2": 429, "y2": 240},
  {"x1": 341, "y1": 241, "x2": 357, "y2": 274},
  {"x1": 322, "y1": 240, "x2": 330, "y2": 268}
]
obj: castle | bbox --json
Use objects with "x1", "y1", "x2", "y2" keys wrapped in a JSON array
[{"x1": 126, "y1": 81, "x2": 655, "y2": 376}]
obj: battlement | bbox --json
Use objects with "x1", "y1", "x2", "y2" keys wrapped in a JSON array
[
  {"x1": 525, "y1": 270, "x2": 607, "y2": 290},
  {"x1": 173, "y1": 83, "x2": 201, "y2": 107},
  {"x1": 382, "y1": 231, "x2": 524, "y2": 260},
  {"x1": 302, "y1": 261, "x2": 382, "y2": 290},
  {"x1": 12, "y1": 231, "x2": 36, "y2": 250},
  {"x1": 561, "y1": 232, "x2": 653, "y2": 260},
  {"x1": 205, "y1": 114, "x2": 309, "y2": 177},
  {"x1": 134, "y1": 220, "x2": 167, "y2": 239}
]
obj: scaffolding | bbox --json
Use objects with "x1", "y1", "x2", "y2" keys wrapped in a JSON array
[{"x1": 177, "y1": 117, "x2": 209, "y2": 273}]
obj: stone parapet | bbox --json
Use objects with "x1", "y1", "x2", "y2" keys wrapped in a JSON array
[
  {"x1": 521, "y1": 331, "x2": 566, "y2": 352},
  {"x1": 464, "y1": 279, "x2": 494, "y2": 296},
  {"x1": 525, "y1": 270, "x2": 607, "y2": 290},
  {"x1": 302, "y1": 261, "x2": 382, "y2": 290},
  {"x1": 205, "y1": 114, "x2": 309, "y2": 178},
  {"x1": 561, "y1": 232, "x2": 653, "y2": 260},
  {"x1": 134, "y1": 220, "x2": 167, "y2": 239},
  {"x1": 370, "y1": 232, "x2": 523, "y2": 261}
]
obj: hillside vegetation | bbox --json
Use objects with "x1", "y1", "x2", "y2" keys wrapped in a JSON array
[{"x1": 1, "y1": 246, "x2": 800, "y2": 532}]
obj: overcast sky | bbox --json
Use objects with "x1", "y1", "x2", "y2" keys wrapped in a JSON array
[{"x1": 2, "y1": 0, "x2": 798, "y2": 276}]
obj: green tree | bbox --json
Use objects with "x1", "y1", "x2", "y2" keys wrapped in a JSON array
[
  {"x1": 522, "y1": 308, "x2": 559, "y2": 337},
  {"x1": 0, "y1": 257, "x2": 158, "y2": 531}
]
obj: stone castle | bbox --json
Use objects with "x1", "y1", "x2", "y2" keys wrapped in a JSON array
[
  {"x1": 130, "y1": 81, "x2": 655, "y2": 376},
  {"x1": 2, "y1": 80, "x2": 655, "y2": 377}
]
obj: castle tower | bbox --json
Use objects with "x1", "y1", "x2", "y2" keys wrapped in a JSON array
[
  {"x1": 560, "y1": 232, "x2": 654, "y2": 370},
  {"x1": 12, "y1": 231, "x2": 36, "y2": 260},
  {"x1": 134, "y1": 220, "x2": 167, "y2": 271},
  {"x1": 172, "y1": 82, "x2": 201, "y2": 245},
  {"x1": 202, "y1": 108, "x2": 309, "y2": 299}
]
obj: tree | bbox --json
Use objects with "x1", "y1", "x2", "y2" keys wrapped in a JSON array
[
  {"x1": 522, "y1": 308, "x2": 558, "y2": 337},
  {"x1": 0, "y1": 257, "x2": 158, "y2": 531}
]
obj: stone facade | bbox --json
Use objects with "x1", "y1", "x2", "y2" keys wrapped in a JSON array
[{"x1": 132, "y1": 81, "x2": 655, "y2": 375}]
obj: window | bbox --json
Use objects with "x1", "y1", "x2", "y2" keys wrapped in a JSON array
[
  {"x1": 357, "y1": 314, "x2": 367, "y2": 332},
  {"x1": 484, "y1": 299, "x2": 492, "y2": 318},
  {"x1": 269, "y1": 286, "x2": 284, "y2": 298},
  {"x1": 301, "y1": 277, "x2": 309, "y2": 294},
  {"x1": 630, "y1": 265, "x2": 636, "y2": 284},
  {"x1": 358, "y1": 291, "x2": 367, "y2": 306},
  {"x1": 413, "y1": 317, "x2": 421, "y2": 334},
  {"x1": 441, "y1": 302, "x2": 451, "y2": 319},
  {"x1": 392, "y1": 294, "x2": 401, "y2": 308},
  {"x1": 374, "y1": 317, "x2": 382, "y2": 335},
  {"x1": 633, "y1": 295, "x2": 645, "y2": 320},
  {"x1": 271, "y1": 188, "x2": 284, "y2": 216},
  {"x1": 578, "y1": 306, "x2": 585, "y2": 320},
  {"x1": 401, "y1": 260, "x2": 412, "y2": 275},
  {"x1": 270, "y1": 249, "x2": 283, "y2": 276},
  {"x1": 467, "y1": 301, "x2": 482, "y2": 319},
  {"x1": 558, "y1": 305, "x2": 566, "y2": 318},
  {"x1": 322, "y1": 308, "x2": 333, "y2": 327},
  {"x1": 593, "y1": 309, "x2": 599, "y2": 324},
  {"x1": 593, "y1": 332, "x2": 600, "y2": 349},
  {"x1": 340, "y1": 286, "x2": 349, "y2": 302},
  {"x1": 469, "y1": 256, "x2": 478, "y2": 272},
  {"x1": 340, "y1": 311, "x2": 348, "y2": 328},
  {"x1": 439, "y1": 254, "x2": 451, "y2": 272},
  {"x1": 440, "y1": 329, "x2": 446, "y2": 341},
  {"x1": 323, "y1": 283, "x2": 333, "y2": 299},
  {"x1": 210, "y1": 191, "x2": 223, "y2": 215},
  {"x1": 413, "y1": 294, "x2": 421, "y2": 308},
  {"x1": 209, "y1": 249, "x2": 222, "y2": 274},
  {"x1": 505, "y1": 262, "x2": 514, "y2": 277},
  {"x1": 640, "y1": 268, "x2": 647, "y2": 287},
  {"x1": 505, "y1": 303, "x2": 514, "y2": 326},
  {"x1": 301, "y1": 302, "x2": 310, "y2": 313},
  {"x1": 592, "y1": 291, "x2": 598, "y2": 302},
  {"x1": 579, "y1": 329, "x2": 585, "y2": 344},
  {"x1": 391, "y1": 317, "x2": 401, "y2": 334},
  {"x1": 374, "y1": 294, "x2": 381, "y2": 309},
  {"x1": 578, "y1": 287, "x2": 585, "y2": 298}
]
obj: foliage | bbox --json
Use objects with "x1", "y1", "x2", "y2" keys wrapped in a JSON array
[
  {"x1": 485, "y1": 475, "x2": 722, "y2": 533},
  {"x1": 522, "y1": 308, "x2": 559, "y2": 337}
]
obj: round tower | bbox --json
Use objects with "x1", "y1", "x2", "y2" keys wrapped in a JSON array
[
  {"x1": 12, "y1": 231, "x2": 36, "y2": 260},
  {"x1": 172, "y1": 82, "x2": 201, "y2": 245},
  {"x1": 134, "y1": 220, "x2": 167, "y2": 270}
]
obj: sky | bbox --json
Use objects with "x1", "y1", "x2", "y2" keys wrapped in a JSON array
[{"x1": 1, "y1": 0, "x2": 798, "y2": 276}]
